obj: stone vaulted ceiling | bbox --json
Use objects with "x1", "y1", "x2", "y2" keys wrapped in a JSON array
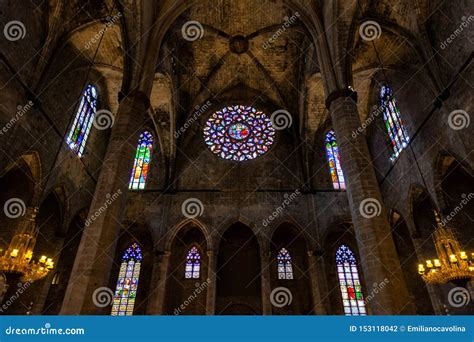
[{"x1": 163, "y1": 0, "x2": 311, "y2": 113}]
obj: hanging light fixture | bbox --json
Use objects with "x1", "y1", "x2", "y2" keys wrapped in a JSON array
[
  {"x1": 0, "y1": 207, "x2": 54, "y2": 282},
  {"x1": 417, "y1": 210, "x2": 473, "y2": 284}
]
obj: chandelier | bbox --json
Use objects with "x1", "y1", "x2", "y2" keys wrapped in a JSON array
[
  {"x1": 418, "y1": 211, "x2": 473, "y2": 284},
  {"x1": 0, "y1": 207, "x2": 54, "y2": 283}
]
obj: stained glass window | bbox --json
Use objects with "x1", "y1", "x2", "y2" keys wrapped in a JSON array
[
  {"x1": 380, "y1": 85, "x2": 410, "y2": 161},
  {"x1": 203, "y1": 105, "x2": 275, "y2": 161},
  {"x1": 325, "y1": 130, "x2": 346, "y2": 190},
  {"x1": 336, "y1": 245, "x2": 366, "y2": 315},
  {"x1": 111, "y1": 243, "x2": 143, "y2": 316},
  {"x1": 66, "y1": 84, "x2": 98, "y2": 157},
  {"x1": 129, "y1": 131, "x2": 153, "y2": 190},
  {"x1": 277, "y1": 248, "x2": 293, "y2": 280},
  {"x1": 185, "y1": 246, "x2": 201, "y2": 279}
]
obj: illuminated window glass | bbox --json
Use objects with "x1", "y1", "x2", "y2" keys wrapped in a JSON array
[
  {"x1": 325, "y1": 130, "x2": 346, "y2": 190},
  {"x1": 203, "y1": 105, "x2": 275, "y2": 161},
  {"x1": 129, "y1": 131, "x2": 153, "y2": 190},
  {"x1": 277, "y1": 248, "x2": 293, "y2": 280},
  {"x1": 380, "y1": 85, "x2": 410, "y2": 161},
  {"x1": 336, "y1": 245, "x2": 366, "y2": 315},
  {"x1": 111, "y1": 243, "x2": 143, "y2": 316},
  {"x1": 66, "y1": 84, "x2": 98, "y2": 157},
  {"x1": 185, "y1": 246, "x2": 201, "y2": 279}
]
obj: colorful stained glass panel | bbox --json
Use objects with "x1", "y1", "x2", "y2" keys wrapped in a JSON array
[
  {"x1": 66, "y1": 84, "x2": 98, "y2": 157},
  {"x1": 111, "y1": 243, "x2": 143, "y2": 316},
  {"x1": 185, "y1": 246, "x2": 201, "y2": 279},
  {"x1": 380, "y1": 85, "x2": 410, "y2": 161},
  {"x1": 336, "y1": 245, "x2": 366, "y2": 316},
  {"x1": 203, "y1": 105, "x2": 275, "y2": 161},
  {"x1": 129, "y1": 131, "x2": 153, "y2": 190},
  {"x1": 325, "y1": 130, "x2": 346, "y2": 190},
  {"x1": 277, "y1": 248, "x2": 293, "y2": 280}
]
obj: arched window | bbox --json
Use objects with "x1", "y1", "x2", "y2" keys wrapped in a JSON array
[
  {"x1": 129, "y1": 131, "x2": 154, "y2": 190},
  {"x1": 185, "y1": 246, "x2": 201, "y2": 279},
  {"x1": 336, "y1": 245, "x2": 366, "y2": 315},
  {"x1": 111, "y1": 243, "x2": 143, "y2": 316},
  {"x1": 380, "y1": 85, "x2": 409, "y2": 161},
  {"x1": 325, "y1": 130, "x2": 346, "y2": 190},
  {"x1": 66, "y1": 84, "x2": 98, "y2": 157},
  {"x1": 277, "y1": 248, "x2": 293, "y2": 279}
]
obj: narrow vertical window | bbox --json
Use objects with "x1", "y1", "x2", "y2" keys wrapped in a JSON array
[
  {"x1": 380, "y1": 85, "x2": 409, "y2": 161},
  {"x1": 111, "y1": 243, "x2": 143, "y2": 316},
  {"x1": 185, "y1": 246, "x2": 201, "y2": 279},
  {"x1": 129, "y1": 131, "x2": 154, "y2": 190},
  {"x1": 277, "y1": 248, "x2": 293, "y2": 279},
  {"x1": 325, "y1": 130, "x2": 346, "y2": 190},
  {"x1": 66, "y1": 84, "x2": 98, "y2": 157},
  {"x1": 336, "y1": 245, "x2": 366, "y2": 315}
]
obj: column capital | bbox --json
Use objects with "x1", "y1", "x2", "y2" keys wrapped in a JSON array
[{"x1": 325, "y1": 88, "x2": 358, "y2": 109}]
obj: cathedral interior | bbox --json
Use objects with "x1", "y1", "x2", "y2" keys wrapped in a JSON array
[{"x1": 0, "y1": 0, "x2": 472, "y2": 316}]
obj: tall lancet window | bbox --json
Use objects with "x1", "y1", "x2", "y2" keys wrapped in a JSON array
[
  {"x1": 325, "y1": 130, "x2": 346, "y2": 190},
  {"x1": 336, "y1": 245, "x2": 366, "y2": 315},
  {"x1": 111, "y1": 243, "x2": 143, "y2": 316},
  {"x1": 185, "y1": 246, "x2": 201, "y2": 279},
  {"x1": 129, "y1": 131, "x2": 154, "y2": 190},
  {"x1": 380, "y1": 85, "x2": 410, "y2": 161},
  {"x1": 277, "y1": 248, "x2": 293, "y2": 279},
  {"x1": 66, "y1": 84, "x2": 98, "y2": 157}
]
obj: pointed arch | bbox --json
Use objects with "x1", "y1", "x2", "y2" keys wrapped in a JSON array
[
  {"x1": 129, "y1": 131, "x2": 154, "y2": 190},
  {"x1": 111, "y1": 242, "x2": 143, "y2": 316},
  {"x1": 325, "y1": 130, "x2": 345, "y2": 189},
  {"x1": 380, "y1": 85, "x2": 410, "y2": 161},
  {"x1": 336, "y1": 244, "x2": 366, "y2": 315},
  {"x1": 66, "y1": 84, "x2": 98, "y2": 157}
]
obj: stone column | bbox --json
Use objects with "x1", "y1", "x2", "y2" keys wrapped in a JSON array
[
  {"x1": 30, "y1": 271, "x2": 55, "y2": 314},
  {"x1": 60, "y1": 91, "x2": 149, "y2": 314},
  {"x1": 260, "y1": 248, "x2": 272, "y2": 315},
  {"x1": 146, "y1": 251, "x2": 170, "y2": 315},
  {"x1": 405, "y1": 218, "x2": 443, "y2": 314},
  {"x1": 205, "y1": 250, "x2": 216, "y2": 315},
  {"x1": 307, "y1": 251, "x2": 327, "y2": 314},
  {"x1": 328, "y1": 92, "x2": 412, "y2": 314}
]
